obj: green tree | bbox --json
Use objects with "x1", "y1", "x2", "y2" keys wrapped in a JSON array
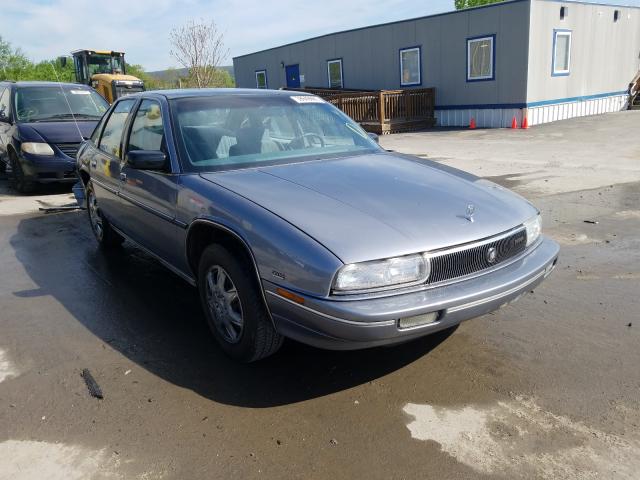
[{"x1": 455, "y1": 0, "x2": 505, "y2": 9}]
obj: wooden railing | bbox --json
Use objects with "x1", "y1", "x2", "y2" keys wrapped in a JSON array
[
  {"x1": 629, "y1": 71, "x2": 640, "y2": 109},
  {"x1": 286, "y1": 87, "x2": 436, "y2": 134}
]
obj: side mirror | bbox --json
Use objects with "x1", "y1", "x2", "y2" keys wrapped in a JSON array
[
  {"x1": 126, "y1": 150, "x2": 167, "y2": 171},
  {"x1": 367, "y1": 132, "x2": 379, "y2": 144},
  {"x1": 58, "y1": 56, "x2": 68, "y2": 68},
  {"x1": 0, "y1": 112, "x2": 9, "y2": 123}
]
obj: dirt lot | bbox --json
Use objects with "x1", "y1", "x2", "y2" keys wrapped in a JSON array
[{"x1": 1, "y1": 112, "x2": 639, "y2": 479}]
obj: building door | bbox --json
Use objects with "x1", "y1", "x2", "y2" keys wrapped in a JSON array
[{"x1": 285, "y1": 64, "x2": 300, "y2": 88}]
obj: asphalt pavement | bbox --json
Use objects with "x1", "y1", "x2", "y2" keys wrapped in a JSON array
[{"x1": 0, "y1": 112, "x2": 639, "y2": 479}]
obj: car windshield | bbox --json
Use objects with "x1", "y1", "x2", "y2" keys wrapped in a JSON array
[
  {"x1": 14, "y1": 86, "x2": 109, "y2": 122},
  {"x1": 171, "y1": 94, "x2": 381, "y2": 172}
]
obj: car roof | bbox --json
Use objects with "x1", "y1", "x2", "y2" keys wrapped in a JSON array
[
  {"x1": 144, "y1": 88, "x2": 315, "y2": 100},
  {"x1": 8, "y1": 81, "x2": 93, "y2": 88}
]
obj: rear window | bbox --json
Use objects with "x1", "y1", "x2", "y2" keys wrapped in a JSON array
[{"x1": 14, "y1": 86, "x2": 108, "y2": 123}]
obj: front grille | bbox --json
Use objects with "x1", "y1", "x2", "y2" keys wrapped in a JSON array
[
  {"x1": 428, "y1": 228, "x2": 527, "y2": 285},
  {"x1": 55, "y1": 143, "x2": 80, "y2": 159}
]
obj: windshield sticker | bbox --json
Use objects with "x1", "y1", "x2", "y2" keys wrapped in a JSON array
[
  {"x1": 70, "y1": 90, "x2": 91, "y2": 95},
  {"x1": 290, "y1": 95, "x2": 324, "y2": 104}
]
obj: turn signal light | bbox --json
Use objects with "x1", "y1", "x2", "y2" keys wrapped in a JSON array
[{"x1": 276, "y1": 288, "x2": 305, "y2": 305}]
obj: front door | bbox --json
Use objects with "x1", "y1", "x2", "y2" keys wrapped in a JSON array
[
  {"x1": 285, "y1": 64, "x2": 300, "y2": 88},
  {"x1": 118, "y1": 98, "x2": 181, "y2": 264},
  {"x1": 91, "y1": 98, "x2": 137, "y2": 220}
]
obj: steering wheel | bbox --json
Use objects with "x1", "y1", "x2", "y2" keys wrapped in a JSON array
[
  {"x1": 289, "y1": 132, "x2": 325, "y2": 150},
  {"x1": 17, "y1": 107, "x2": 38, "y2": 119}
]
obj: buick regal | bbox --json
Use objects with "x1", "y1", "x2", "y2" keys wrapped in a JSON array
[{"x1": 76, "y1": 89, "x2": 559, "y2": 362}]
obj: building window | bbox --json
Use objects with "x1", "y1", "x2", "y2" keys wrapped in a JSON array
[
  {"x1": 400, "y1": 47, "x2": 421, "y2": 87},
  {"x1": 552, "y1": 30, "x2": 572, "y2": 76},
  {"x1": 327, "y1": 59, "x2": 343, "y2": 89},
  {"x1": 255, "y1": 70, "x2": 267, "y2": 89},
  {"x1": 467, "y1": 35, "x2": 495, "y2": 81}
]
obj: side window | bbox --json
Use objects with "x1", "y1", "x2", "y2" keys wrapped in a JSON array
[
  {"x1": 0, "y1": 88, "x2": 10, "y2": 118},
  {"x1": 98, "y1": 99, "x2": 135, "y2": 157},
  {"x1": 255, "y1": 70, "x2": 267, "y2": 89},
  {"x1": 127, "y1": 100, "x2": 165, "y2": 153},
  {"x1": 400, "y1": 47, "x2": 421, "y2": 87}
]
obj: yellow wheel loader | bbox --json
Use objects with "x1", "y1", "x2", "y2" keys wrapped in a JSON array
[{"x1": 65, "y1": 50, "x2": 144, "y2": 103}]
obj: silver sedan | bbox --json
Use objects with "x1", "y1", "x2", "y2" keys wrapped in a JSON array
[{"x1": 77, "y1": 89, "x2": 559, "y2": 362}]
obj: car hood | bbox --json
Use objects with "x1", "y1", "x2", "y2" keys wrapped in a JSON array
[
  {"x1": 18, "y1": 121, "x2": 97, "y2": 144},
  {"x1": 201, "y1": 153, "x2": 537, "y2": 264}
]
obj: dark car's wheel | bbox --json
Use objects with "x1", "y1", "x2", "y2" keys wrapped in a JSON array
[
  {"x1": 86, "y1": 181, "x2": 124, "y2": 248},
  {"x1": 9, "y1": 152, "x2": 35, "y2": 193},
  {"x1": 198, "y1": 244, "x2": 283, "y2": 362}
]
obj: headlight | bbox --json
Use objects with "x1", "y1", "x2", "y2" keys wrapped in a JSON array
[
  {"x1": 21, "y1": 142, "x2": 54, "y2": 156},
  {"x1": 524, "y1": 214, "x2": 542, "y2": 246},
  {"x1": 333, "y1": 254, "x2": 431, "y2": 293}
]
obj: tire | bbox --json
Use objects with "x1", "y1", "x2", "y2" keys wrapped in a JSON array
[
  {"x1": 9, "y1": 152, "x2": 35, "y2": 193},
  {"x1": 86, "y1": 180, "x2": 124, "y2": 248},
  {"x1": 198, "y1": 244, "x2": 283, "y2": 362}
]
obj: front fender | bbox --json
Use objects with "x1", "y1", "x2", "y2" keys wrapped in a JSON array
[{"x1": 179, "y1": 176, "x2": 343, "y2": 298}]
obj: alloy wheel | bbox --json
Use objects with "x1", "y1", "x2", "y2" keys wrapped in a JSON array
[
  {"x1": 205, "y1": 265, "x2": 244, "y2": 344},
  {"x1": 88, "y1": 190, "x2": 104, "y2": 240}
]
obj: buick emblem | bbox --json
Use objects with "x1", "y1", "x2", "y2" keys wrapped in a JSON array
[
  {"x1": 465, "y1": 204, "x2": 476, "y2": 223},
  {"x1": 486, "y1": 247, "x2": 498, "y2": 264}
]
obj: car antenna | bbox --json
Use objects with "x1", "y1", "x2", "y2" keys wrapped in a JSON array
[{"x1": 49, "y1": 60, "x2": 84, "y2": 143}]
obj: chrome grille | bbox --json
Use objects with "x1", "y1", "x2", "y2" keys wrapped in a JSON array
[
  {"x1": 55, "y1": 143, "x2": 80, "y2": 159},
  {"x1": 428, "y1": 228, "x2": 527, "y2": 284}
]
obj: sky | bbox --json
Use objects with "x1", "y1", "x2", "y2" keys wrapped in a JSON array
[{"x1": 3, "y1": 0, "x2": 639, "y2": 71}]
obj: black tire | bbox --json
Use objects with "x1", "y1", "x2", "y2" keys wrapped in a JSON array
[
  {"x1": 86, "y1": 180, "x2": 124, "y2": 248},
  {"x1": 9, "y1": 152, "x2": 35, "y2": 193},
  {"x1": 198, "y1": 244, "x2": 283, "y2": 362}
]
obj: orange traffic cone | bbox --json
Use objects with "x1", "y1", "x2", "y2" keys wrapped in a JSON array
[
  {"x1": 511, "y1": 116, "x2": 518, "y2": 129},
  {"x1": 470, "y1": 117, "x2": 476, "y2": 129},
  {"x1": 521, "y1": 115, "x2": 529, "y2": 129}
]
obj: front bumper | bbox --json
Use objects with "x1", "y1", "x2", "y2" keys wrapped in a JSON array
[
  {"x1": 19, "y1": 152, "x2": 77, "y2": 183},
  {"x1": 265, "y1": 236, "x2": 559, "y2": 350}
]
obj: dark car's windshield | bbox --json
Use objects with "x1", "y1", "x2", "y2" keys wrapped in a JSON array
[
  {"x1": 171, "y1": 95, "x2": 380, "y2": 172},
  {"x1": 14, "y1": 86, "x2": 109, "y2": 123}
]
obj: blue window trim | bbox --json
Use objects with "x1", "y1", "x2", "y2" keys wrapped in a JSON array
[
  {"x1": 255, "y1": 69, "x2": 268, "y2": 89},
  {"x1": 326, "y1": 58, "x2": 344, "y2": 89},
  {"x1": 466, "y1": 34, "x2": 496, "y2": 82},
  {"x1": 552, "y1": 29, "x2": 572, "y2": 77},
  {"x1": 399, "y1": 46, "x2": 422, "y2": 87}
]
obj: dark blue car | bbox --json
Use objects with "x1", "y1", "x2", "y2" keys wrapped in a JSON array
[{"x1": 0, "y1": 81, "x2": 108, "y2": 192}]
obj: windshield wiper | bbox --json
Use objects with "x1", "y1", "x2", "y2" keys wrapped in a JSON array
[{"x1": 40, "y1": 113, "x2": 101, "y2": 120}]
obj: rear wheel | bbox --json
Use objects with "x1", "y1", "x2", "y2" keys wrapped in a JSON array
[
  {"x1": 198, "y1": 244, "x2": 283, "y2": 362},
  {"x1": 86, "y1": 180, "x2": 124, "y2": 248},
  {"x1": 9, "y1": 152, "x2": 35, "y2": 193}
]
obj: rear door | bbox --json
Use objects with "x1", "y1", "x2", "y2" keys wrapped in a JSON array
[
  {"x1": 90, "y1": 98, "x2": 137, "y2": 221},
  {"x1": 118, "y1": 98, "x2": 182, "y2": 265},
  {"x1": 285, "y1": 64, "x2": 300, "y2": 88}
]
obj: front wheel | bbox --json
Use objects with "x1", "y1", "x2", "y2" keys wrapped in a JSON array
[
  {"x1": 86, "y1": 180, "x2": 124, "y2": 248},
  {"x1": 9, "y1": 153, "x2": 35, "y2": 193},
  {"x1": 198, "y1": 244, "x2": 283, "y2": 362}
]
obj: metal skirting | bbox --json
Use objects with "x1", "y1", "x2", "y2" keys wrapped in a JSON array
[
  {"x1": 436, "y1": 108, "x2": 524, "y2": 128},
  {"x1": 527, "y1": 95, "x2": 628, "y2": 126},
  {"x1": 435, "y1": 94, "x2": 628, "y2": 128}
]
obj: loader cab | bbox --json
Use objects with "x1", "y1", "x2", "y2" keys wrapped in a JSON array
[{"x1": 71, "y1": 50, "x2": 144, "y2": 104}]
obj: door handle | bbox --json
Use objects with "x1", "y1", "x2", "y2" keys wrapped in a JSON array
[
  {"x1": 90, "y1": 159, "x2": 97, "y2": 168},
  {"x1": 120, "y1": 172, "x2": 127, "y2": 182}
]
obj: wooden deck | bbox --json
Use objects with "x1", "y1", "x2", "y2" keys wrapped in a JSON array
[{"x1": 287, "y1": 87, "x2": 436, "y2": 134}]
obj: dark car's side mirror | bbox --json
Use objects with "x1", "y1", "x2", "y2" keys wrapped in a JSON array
[
  {"x1": 126, "y1": 150, "x2": 167, "y2": 171},
  {"x1": 367, "y1": 132, "x2": 379, "y2": 144}
]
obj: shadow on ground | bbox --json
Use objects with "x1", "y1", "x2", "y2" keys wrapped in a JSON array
[{"x1": 10, "y1": 212, "x2": 454, "y2": 408}]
